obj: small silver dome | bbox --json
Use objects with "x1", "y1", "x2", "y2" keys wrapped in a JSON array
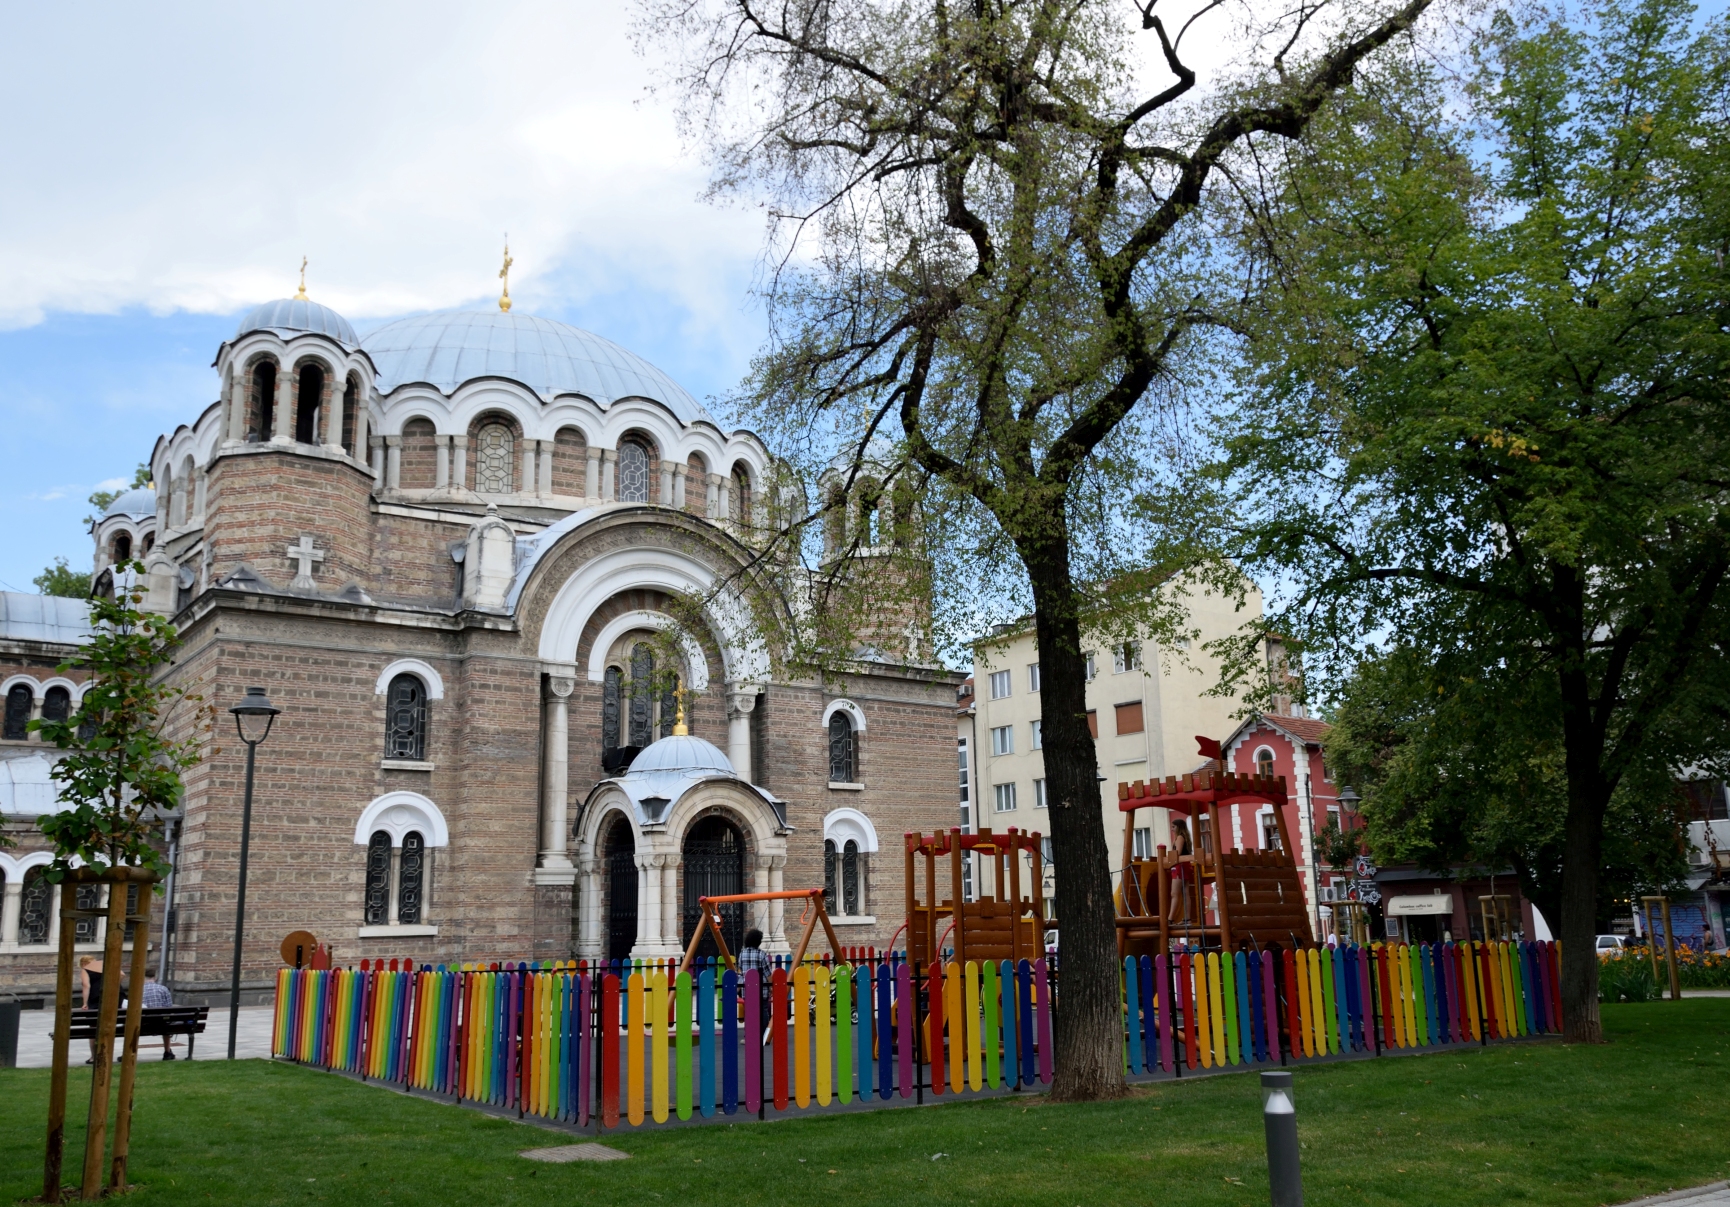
[
  {"x1": 103, "y1": 487, "x2": 156, "y2": 519},
  {"x1": 627, "y1": 734, "x2": 735, "y2": 776},
  {"x1": 236, "y1": 298, "x2": 360, "y2": 347}
]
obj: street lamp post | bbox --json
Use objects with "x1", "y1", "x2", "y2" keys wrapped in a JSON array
[{"x1": 226, "y1": 686, "x2": 280, "y2": 1060}]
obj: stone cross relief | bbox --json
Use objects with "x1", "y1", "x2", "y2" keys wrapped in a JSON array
[{"x1": 286, "y1": 534, "x2": 326, "y2": 591}]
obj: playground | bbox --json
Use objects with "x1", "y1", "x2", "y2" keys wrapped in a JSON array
[{"x1": 1, "y1": 999, "x2": 1725, "y2": 1206}]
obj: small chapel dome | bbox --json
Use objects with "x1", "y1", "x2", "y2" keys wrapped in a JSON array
[
  {"x1": 360, "y1": 309, "x2": 714, "y2": 424},
  {"x1": 236, "y1": 297, "x2": 361, "y2": 347},
  {"x1": 627, "y1": 733, "x2": 735, "y2": 777},
  {"x1": 103, "y1": 487, "x2": 157, "y2": 519}
]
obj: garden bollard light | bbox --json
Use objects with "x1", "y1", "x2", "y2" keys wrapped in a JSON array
[{"x1": 1262, "y1": 1070, "x2": 1302, "y2": 1207}]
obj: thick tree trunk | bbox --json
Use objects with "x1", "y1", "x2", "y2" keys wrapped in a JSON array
[
  {"x1": 1557, "y1": 645, "x2": 1606, "y2": 1043},
  {"x1": 1024, "y1": 535, "x2": 1125, "y2": 1101}
]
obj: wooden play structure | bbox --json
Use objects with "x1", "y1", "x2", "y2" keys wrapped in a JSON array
[
  {"x1": 678, "y1": 888, "x2": 844, "y2": 975},
  {"x1": 905, "y1": 826, "x2": 1053, "y2": 967},
  {"x1": 1116, "y1": 736, "x2": 1315, "y2": 956}
]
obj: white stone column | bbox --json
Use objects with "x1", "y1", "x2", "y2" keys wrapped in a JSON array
[
  {"x1": 226, "y1": 367, "x2": 246, "y2": 442},
  {"x1": 766, "y1": 856, "x2": 788, "y2": 952},
  {"x1": 193, "y1": 470, "x2": 207, "y2": 524},
  {"x1": 272, "y1": 368, "x2": 294, "y2": 443},
  {"x1": 452, "y1": 433, "x2": 468, "y2": 491},
  {"x1": 535, "y1": 672, "x2": 577, "y2": 884},
  {"x1": 662, "y1": 862, "x2": 679, "y2": 954},
  {"x1": 355, "y1": 403, "x2": 370, "y2": 467},
  {"x1": 521, "y1": 441, "x2": 538, "y2": 495},
  {"x1": 751, "y1": 856, "x2": 771, "y2": 937},
  {"x1": 324, "y1": 375, "x2": 345, "y2": 451},
  {"x1": 386, "y1": 436, "x2": 402, "y2": 490},
  {"x1": 435, "y1": 436, "x2": 451, "y2": 489},
  {"x1": 47, "y1": 883, "x2": 62, "y2": 949},
  {"x1": 706, "y1": 475, "x2": 719, "y2": 518},
  {"x1": 659, "y1": 461, "x2": 674, "y2": 506},
  {"x1": 726, "y1": 688, "x2": 756, "y2": 781},
  {"x1": 718, "y1": 479, "x2": 731, "y2": 522},
  {"x1": 1, "y1": 876, "x2": 22, "y2": 945},
  {"x1": 585, "y1": 448, "x2": 601, "y2": 500},
  {"x1": 639, "y1": 854, "x2": 663, "y2": 950},
  {"x1": 538, "y1": 441, "x2": 554, "y2": 496},
  {"x1": 672, "y1": 463, "x2": 687, "y2": 510},
  {"x1": 602, "y1": 449, "x2": 617, "y2": 500},
  {"x1": 577, "y1": 857, "x2": 603, "y2": 959}
]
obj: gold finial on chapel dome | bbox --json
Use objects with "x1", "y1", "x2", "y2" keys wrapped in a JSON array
[
  {"x1": 672, "y1": 685, "x2": 688, "y2": 737},
  {"x1": 498, "y1": 235, "x2": 513, "y2": 312},
  {"x1": 295, "y1": 256, "x2": 309, "y2": 300}
]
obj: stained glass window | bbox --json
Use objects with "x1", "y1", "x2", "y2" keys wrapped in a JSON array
[
  {"x1": 823, "y1": 840, "x2": 837, "y2": 913},
  {"x1": 828, "y1": 711, "x2": 855, "y2": 782},
  {"x1": 842, "y1": 840, "x2": 860, "y2": 916},
  {"x1": 364, "y1": 832, "x2": 391, "y2": 925},
  {"x1": 619, "y1": 440, "x2": 650, "y2": 503},
  {"x1": 3, "y1": 684, "x2": 31, "y2": 740},
  {"x1": 602, "y1": 666, "x2": 622, "y2": 760},
  {"x1": 398, "y1": 832, "x2": 425, "y2": 925},
  {"x1": 42, "y1": 686, "x2": 71, "y2": 724},
  {"x1": 19, "y1": 868, "x2": 51, "y2": 945},
  {"x1": 629, "y1": 643, "x2": 654, "y2": 748},
  {"x1": 385, "y1": 674, "x2": 427, "y2": 760},
  {"x1": 475, "y1": 423, "x2": 514, "y2": 493}
]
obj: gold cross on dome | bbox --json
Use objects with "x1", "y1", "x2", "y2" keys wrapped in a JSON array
[
  {"x1": 295, "y1": 256, "x2": 308, "y2": 300},
  {"x1": 498, "y1": 235, "x2": 513, "y2": 312}
]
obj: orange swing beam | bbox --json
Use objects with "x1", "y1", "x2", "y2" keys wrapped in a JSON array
[{"x1": 677, "y1": 888, "x2": 845, "y2": 976}]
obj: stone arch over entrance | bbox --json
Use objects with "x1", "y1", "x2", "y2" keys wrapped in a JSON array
[
  {"x1": 681, "y1": 810, "x2": 747, "y2": 958},
  {"x1": 601, "y1": 812, "x2": 638, "y2": 964}
]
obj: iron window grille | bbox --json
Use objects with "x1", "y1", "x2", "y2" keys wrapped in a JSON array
[
  {"x1": 828, "y1": 711, "x2": 855, "y2": 782},
  {"x1": 397, "y1": 832, "x2": 426, "y2": 925},
  {"x1": 364, "y1": 832, "x2": 392, "y2": 925},
  {"x1": 385, "y1": 674, "x2": 428, "y2": 760}
]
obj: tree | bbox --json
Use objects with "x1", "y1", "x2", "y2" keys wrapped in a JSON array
[
  {"x1": 1323, "y1": 646, "x2": 1693, "y2": 935},
  {"x1": 643, "y1": 0, "x2": 1434, "y2": 1096},
  {"x1": 32, "y1": 562, "x2": 203, "y2": 882},
  {"x1": 1216, "y1": 0, "x2": 1730, "y2": 1040},
  {"x1": 33, "y1": 557, "x2": 91, "y2": 599}
]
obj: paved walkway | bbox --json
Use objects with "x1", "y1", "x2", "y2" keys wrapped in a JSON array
[
  {"x1": 12, "y1": 1004, "x2": 277, "y2": 1067},
  {"x1": 1619, "y1": 1184, "x2": 1730, "y2": 1206}
]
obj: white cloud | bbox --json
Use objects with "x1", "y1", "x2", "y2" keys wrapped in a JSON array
[{"x1": 0, "y1": 2, "x2": 764, "y2": 329}]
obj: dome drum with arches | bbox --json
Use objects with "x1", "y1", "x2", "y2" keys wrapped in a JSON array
[{"x1": 235, "y1": 298, "x2": 361, "y2": 348}]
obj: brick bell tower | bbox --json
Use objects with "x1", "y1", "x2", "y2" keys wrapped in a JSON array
[{"x1": 202, "y1": 273, "x2": 379, "y2": 600}]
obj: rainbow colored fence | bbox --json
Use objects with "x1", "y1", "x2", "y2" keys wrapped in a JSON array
[{"x1": 272, "y1": 941, "x2": 1559, "y2": 1126}]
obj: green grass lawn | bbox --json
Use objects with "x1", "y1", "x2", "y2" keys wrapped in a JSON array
[{"x1": 4, "y1": 1000, "x2": 1727, "y2": 1206}]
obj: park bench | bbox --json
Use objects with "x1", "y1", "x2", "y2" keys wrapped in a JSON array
[{"x1": 59, "y1": 1006, "x2": 210, "y2": 1059}]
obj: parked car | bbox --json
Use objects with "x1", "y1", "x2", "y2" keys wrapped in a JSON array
[{"x1": 1596, "y1": 934, "x2": 1626, "y2": 952}]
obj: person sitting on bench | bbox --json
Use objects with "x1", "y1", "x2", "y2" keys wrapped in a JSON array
[{"x1": 140, "y1": 973, "x2": 176, "y2": 1060}]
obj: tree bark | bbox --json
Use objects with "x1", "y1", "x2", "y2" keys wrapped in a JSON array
[
  {"x1": 1024, "y1": 531, "x2": 1125, "y2": 1100},
  {"x1": 1556, "y1": 614, "x2": 1606, "y2": 1043}
]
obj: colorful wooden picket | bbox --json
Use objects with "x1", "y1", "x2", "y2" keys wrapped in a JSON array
[{"x1": 271, "y1": 941, "x2": 1558, "y2": 1130}]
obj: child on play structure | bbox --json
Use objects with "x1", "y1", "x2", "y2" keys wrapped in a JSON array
[{"x1": 737, "y1": 928, "x2": 771, "y2": 976}]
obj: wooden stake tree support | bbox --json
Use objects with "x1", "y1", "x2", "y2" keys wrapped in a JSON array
[
  {"x1": 43, "y1": 865, "x2": 160, "y2": 1202},
  {"x1": 1115, "y1": 736, "x2": 1315, "y2": 957}
]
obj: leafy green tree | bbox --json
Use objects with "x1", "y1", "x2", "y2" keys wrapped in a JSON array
[
  {"x1": 30, "y1": 562, "x2": 204, "y2": 882},
  {"x1": 32, "y1": 558, "x2": 91, "y2": 599},
  {"x1": 1218, "y1": 0, "x2": 1730, "y2": 1039},
  {"x1": 644, "y1": 0, "x2": 1434, "y2": 1096},
  {"x1": 1324, "y1": 647, "x2": 1692, "y2": 935}
]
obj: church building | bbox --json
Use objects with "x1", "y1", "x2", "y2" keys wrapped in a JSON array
[{"x1": 0, "y1": 280, "x2": 959, "y2": 1001}]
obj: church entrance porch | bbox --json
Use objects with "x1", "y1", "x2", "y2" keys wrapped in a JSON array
[
  {"x1": 604, "y1": 819, "x2": 638, "y2": 964},
  {"x1": 681, "y1": 815, "x2": 745, "y2": 958}
]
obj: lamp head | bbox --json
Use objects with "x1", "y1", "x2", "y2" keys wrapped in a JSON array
[
  {"x1": 1337, "y1": 784, "x2": 1361, "y2": 808},
  {"x1": 229, "y1": 685, "x2": 281, "y2": 746}
]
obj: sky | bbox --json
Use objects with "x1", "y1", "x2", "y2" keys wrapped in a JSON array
[{"x1": 0, "y1": 2, "x2": 770, "y2": 593}]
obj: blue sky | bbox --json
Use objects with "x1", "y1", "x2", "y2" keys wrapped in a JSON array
[{"x1": 0, "y1": 2, "x2": 770, "y2": 592}]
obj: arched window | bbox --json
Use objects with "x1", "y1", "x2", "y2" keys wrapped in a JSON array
[
  {"x1": 364, "y1": 832, "x2": 392, "y2": 925},
  {"x1": 295, "y1": 363, "x2": 324, "y2": 444},
  {"x1": 553, "y1": 426, "x2": 587, "y2": 495},
  {"x1": 687, "y1": 454, "x2": 708, "y2": 516},
  {"x1": 249, "y1": 361, "x2": 276, "y2": 442},
  {"x1": 823, "y1": 839, "x2": 838, "y2": 912},
  {"x1": 842, "y1": 839, "x2": 861, "y2": 916},
  {"x1": 73, "y1": 883, "x2": 100, "y2": 945},
  {"x1": 398, "y1": 831, "x2": 426, "y2": 924},
  {"x1": 384, "y1": 674, "x2": 428, "y2": 760},
  {"x1": 474, "y1": 422, "x2": 514, "y2": 493},
  {"x1": 20, "y1": 867, "x2": 52, "y2": 945},
  {"x1": 1256, "y1": 748, "x2": 1276, "y2": 779},
  {"x1": 828, "y1": 710, "x2": 856, "y2": 783},
  {"x1": 629, "y1": 643, "x2": 654, "y2": 748},
  {"x1": 602, "y1": 665, "x2": 623, "y2": 766},
  {"x1": 340, "y1": 377, "x2": 358, "y2": 455},
  {"x1": 141, "y1": 533, "x2": 155, "y2": 554},
  {"x1": 3, "y1": 684, "x2": 31, "y2": 740},
  {"x1": 111, "y1": 533, "x2": 131, "y2": 564},
  {"x1": 618, "y1": 440, "x2": 650, "y2": 503},
  {"x1": 732, "y1": 466, "x2": 751, "y2": 525},
  {"x1": 42, "y1": 686, "x2": 71, "y2": 725}
]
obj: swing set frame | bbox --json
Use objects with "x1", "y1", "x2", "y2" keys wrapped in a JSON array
[{"x1": 677, "y1": 888, "x2": 845, "y2": 975}]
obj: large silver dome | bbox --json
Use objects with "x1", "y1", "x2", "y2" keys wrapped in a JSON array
[
  {"x1": 627, "y1": 734, "x2": 735, "y2": 776},
  {"x1": 361, "y1": 309, "x2": 713, "y2": 423}
]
